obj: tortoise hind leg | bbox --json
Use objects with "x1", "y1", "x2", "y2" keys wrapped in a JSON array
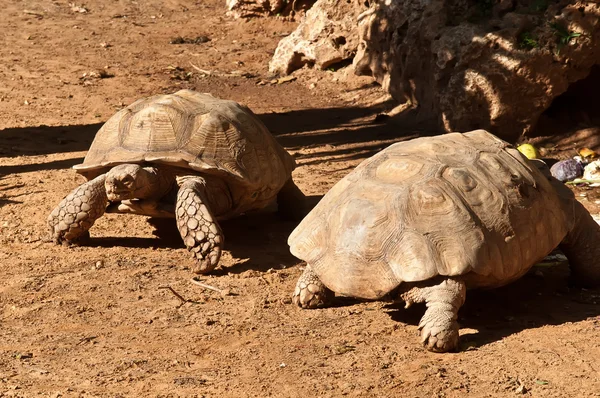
[
  {"x1": 176, "y1": 178, "x2": 224, "y2": 274},
  {"x1": 47, "y1": 174, "x2": 108, "y2": 244},
  {"x1": 559, "y1": 201, "x2": 600, "y2": 287},
  {"x1": 400, "y1": 278, "x2": 466, "y2": 353},
  {"x1": 292, "y1": 264, "x2": 333, "y2": 308},
  {"x1": 277, "y1": 178, "x2": 307, "y2": 221}
]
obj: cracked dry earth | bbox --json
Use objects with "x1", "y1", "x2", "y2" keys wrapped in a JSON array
[{"x1": 0, "y1": 0, "x2": 599, "y2": 397}]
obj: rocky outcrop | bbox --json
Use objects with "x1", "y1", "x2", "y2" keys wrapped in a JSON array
[
  {"x1": 226, "y1": 0, "x2": 314, "y2": 19},
  {"x1": 226, "y1": 0, "x2": 285, "y2": 18},
  {"x1": 270, "y1": 0, "x2": 600, "y2": 141},
  {"x1": 268, "y1": 0, "x2": 367, "y2": 75}
]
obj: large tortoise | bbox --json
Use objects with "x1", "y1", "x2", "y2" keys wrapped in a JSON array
[
  {"x1": 48, "y1": 89, "x2": 304, "y2": 273},
  {"x1": 288, "y1": 130, "x2": 600, "y2": 352}
]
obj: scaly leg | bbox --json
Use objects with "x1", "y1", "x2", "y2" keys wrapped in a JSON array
[
  {"x1": 292, "y1": 264, "x2": 333, "y2": 308},
  {"x1": 47, "y1": 175, "x2": 108, "y2": 244},
  {"x1": 176, "y1": 178, "x2": 224, "y2": 274},
  {"x1": 560, "y1": 200, "x2": 600, "y2": 287},
  {"x1": 400, "y1": 278, "x2": 466, "y2": 353}
]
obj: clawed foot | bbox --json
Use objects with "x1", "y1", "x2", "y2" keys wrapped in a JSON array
[
  {"x1": 177, "y1": 208, "x2": 223, "y2": 274},
  {"x1": 52, "y1": 230, "x2": 91, "y2": 246},
  {"x1": 417, "y1": 309, "x2": 460, "y2": 353},
  {"x1": 292, "y1": 265, "x2": 333, "y2": 308},
  {"x1": 400, "y1": 278, "x2": 466, "y2": 353},
  {"x1": 176, "y1": 179, "x2": 224, "y2": 274},
  {"x1": 188, "y1": 230, "x2": 222, "y2": 275}
]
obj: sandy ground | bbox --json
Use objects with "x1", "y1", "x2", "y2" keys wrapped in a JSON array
[{"x1": 1, "y1": 1, "x2": 599, "y2": 397}]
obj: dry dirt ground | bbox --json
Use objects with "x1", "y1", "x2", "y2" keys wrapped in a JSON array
[{"x1": 1, "y1": 1, "x2": 600, "y2": 397}]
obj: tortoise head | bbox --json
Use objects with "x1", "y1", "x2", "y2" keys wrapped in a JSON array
[{"x1": 105, "y1": 164, "x2": 153, "y2": 201}]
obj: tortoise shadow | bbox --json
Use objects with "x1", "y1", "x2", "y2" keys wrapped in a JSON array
[
  {"x1": 0, "y1": 123, "x2": 99, "y2": 175},
  {"x1": 382, "y1": 267, "x2": 600, "y2": 350},
  {"x1": 0, "y1": 123, "x2": 100, "y2": 158},
  {"x1": 257, "y1": 103, "x2": 436, "y2": 168},
  {"x1": 216, "y1": 195, "x2": 323, "y2": 274},
  {"x1": 87, "y1": 194, "x2": 324, "y2": 274},
  {"x1": 0, "y1": 158, "x2": 84, "y2": 175},
  {"x1": 87, "y1": 236, "x2": 183, "y2": 250}
]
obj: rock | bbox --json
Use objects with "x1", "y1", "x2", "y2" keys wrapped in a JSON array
[
  {"x1": 550, "y1": 159, "x2": 584, "y2": 182},
  {"x1": 268, "y1": 0, "x2": 367, "y2": 75},
  {"x1": 227, "y1": 0, "x2": 284, "y2": 18},
  {"x1": 270, "y1": 0, "x2": 600, "y2": 142},
  {"x1": 353, "y1": 1, "x2": 600, "y2": 142},
  {"x1": 227, "y1": 0, "x2": 314, "y2": 18}
]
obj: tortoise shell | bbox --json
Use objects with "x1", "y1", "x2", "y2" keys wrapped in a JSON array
[
  {"x1": 74, "y1": 90, "x2": 296, "y2": 196},
  {"x1": 288, "y1": 130, "x2": 571, "y2": 299}
]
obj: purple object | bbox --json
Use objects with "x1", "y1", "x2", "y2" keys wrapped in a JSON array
[{"x1": 550, "y1": 159, "x2": 584, "y2": 182}]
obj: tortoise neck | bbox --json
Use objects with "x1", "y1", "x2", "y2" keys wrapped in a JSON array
[{"x1": 138, "y1": 166, "x2": 176, "y2": 199}]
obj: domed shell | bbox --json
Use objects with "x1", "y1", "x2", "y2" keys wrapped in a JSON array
[
  {"x1": 74, "y1": 90, "x2": 295, "y2": 192},
  {"x1": 288, "y1": 130, "x2": 569, "y2": 299}
]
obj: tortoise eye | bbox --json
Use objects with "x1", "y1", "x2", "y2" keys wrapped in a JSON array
[
  {"x1": 251, "y1": 191, "x2": 259, "y2": 198},
  {"x1": 121, "y1": 175, "x2": 135, "y2": 186}
]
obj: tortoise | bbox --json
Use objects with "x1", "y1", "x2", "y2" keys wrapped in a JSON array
[
  {"x1": 48, "y1": 89, "x2": 304, "y2": 273},
  {"x1": 288, "y1": 129, "x2": 600, "y2": 353}
]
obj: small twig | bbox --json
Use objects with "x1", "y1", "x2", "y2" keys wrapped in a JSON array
[
  {"x1": 190, "y1": 277, "x2": 232, "y2": 296},
  {"x1": 158, "y1": 285, "x2": 191, "y2": 307},
  {"x1": 23, "y1": 10, "x2": 44, "y2": 17},
  {"x1": 189, "y1": 62, "x2": 213, "y2": 75},
  {"x1": 77, "y1": 336, "x2": 98, "y2": 345}
]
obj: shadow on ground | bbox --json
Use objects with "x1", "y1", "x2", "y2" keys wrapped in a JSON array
[
  {"x1": 84, "y1": 194, "x2": 323, "y2": 273},
  {"x1": 0, "y1": 123, "x2": 99, "y2": 177},
  {"x1": 384, "y1": 267, "x2": 600, "y2": 351},
  {"x1": 259, "y1": 104, "x2": 436, "y2": 167},
  {"x1": 0, "y1": 123, "x2": 102, "y2": 157}
]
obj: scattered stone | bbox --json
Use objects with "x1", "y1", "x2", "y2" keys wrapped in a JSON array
[
  {"x1": 69, "y1": 3, "x2": 88, "y2": 13},
  {"x1": 81, "y1": 69, "x2": 113, "y2": 79},
  {"x1": 169, "y1": 36, "x2": 210, "y2": 45}
]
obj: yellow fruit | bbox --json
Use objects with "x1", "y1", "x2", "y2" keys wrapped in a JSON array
[
  {"x1": 517, "y1": 144, "x2": 540, "y2": 160},
  {"x1": 578, "y1": 147, "x2": 597, "y2": 160}
]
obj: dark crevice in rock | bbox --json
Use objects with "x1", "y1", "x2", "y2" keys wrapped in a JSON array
[
  {"x1": 323, "y1": 58, "x2": 354, "y2": 71},
  {"x1": 532, "y1": 64, "x2": 600, "y2": 137}
]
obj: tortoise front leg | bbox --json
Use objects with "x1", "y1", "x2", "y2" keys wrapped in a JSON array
[
  {"x1": 47, "y1": 174, "x2": 108, "y2": 244},
  {"x1": 559, "y1": 201, "x2": 600, "y2": 287},
  {"x1": 292, "y1": 264, "x2": 333, "y2": 308},
  {"x1": 176, "y1": 178, "x2": 224, "y2": 274},
  {"x1": 400, "y1": 278, "x2": 466, "y2": 353}
]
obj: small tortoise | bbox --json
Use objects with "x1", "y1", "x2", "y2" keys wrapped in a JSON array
[
  {"x1": 288, "y1": 130, "x2": 600, "y2": 353},
  {"x1": 48, "y1": 89, "x2": 304, "y2": 273}
]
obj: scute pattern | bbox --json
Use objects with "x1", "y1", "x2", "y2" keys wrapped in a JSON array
[
  {"x1": 288, "y1": 130, "x2": 570, "y2": 299},
  {"x1": 374, "y1": 156, "x2": 424, "y2": 184},
  {"x1": 73, "y1": 90, "x2": 295, "y2": 199}
]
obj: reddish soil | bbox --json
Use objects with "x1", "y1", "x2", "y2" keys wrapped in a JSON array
[{"x1": 1, "y1": 1, "x2": 599, "y2": 397}]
